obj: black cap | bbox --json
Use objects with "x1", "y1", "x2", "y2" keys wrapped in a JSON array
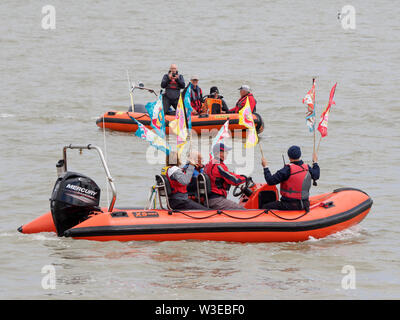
[
  {"x1": 288, "y1": 146, "x2": 301, "y2": 160},
  {"x1": 210, "y1": 86, "x2": 219, "y2": 95}
]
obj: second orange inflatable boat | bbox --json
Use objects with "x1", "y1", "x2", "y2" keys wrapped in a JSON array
[{"x1": 96, "y1": 111, "x2": 264, "y2": 137}]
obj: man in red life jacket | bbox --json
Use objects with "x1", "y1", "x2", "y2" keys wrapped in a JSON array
[
  {"x1": 161, "y1": 64, "x2": 185, "y2": 115},
  {"x1": 204, "y1": 143, "x2": 247, "y2": 210},
  {"x1": 261, "y1": 146, "x2": 320, "y2": 212},
  {"x1": 229, "y1": 84, "x2": 257, "y2": 113}
]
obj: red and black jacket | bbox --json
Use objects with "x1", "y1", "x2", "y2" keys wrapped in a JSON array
[
  {"x1": 229, "y1": 93, "x2": 257, "y2": 113},
  {"x1": 204, "y1": 158, "x2": 246, "y2": 198}
]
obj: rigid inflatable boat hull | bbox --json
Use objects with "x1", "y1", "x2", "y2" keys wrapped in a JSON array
[
  {"x1": 96, "y1": 111, "x2": 264, "y2": 137},
  {"x1": 19, "y1": 188, "x2": 372, "y2": 243}
]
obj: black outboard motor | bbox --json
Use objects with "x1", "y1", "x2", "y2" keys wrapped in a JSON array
[{"x1": 50, "y1": 172, "x2": 101, "y2": 236}]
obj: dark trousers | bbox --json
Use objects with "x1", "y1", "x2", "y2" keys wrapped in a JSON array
[
  {"x1": 169, "y1": 198, "x2": 208, "y2": 210},
  {"x1": 163, "y1": 94, "x2": 179, "y2": 115},
  {"x1": 262, "y1": 199, "x2": 310, "y2": 212}
]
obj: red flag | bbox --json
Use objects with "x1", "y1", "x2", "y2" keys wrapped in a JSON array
[{"x1": 318, "y1": 83, "x2": 337, "y2": 138}]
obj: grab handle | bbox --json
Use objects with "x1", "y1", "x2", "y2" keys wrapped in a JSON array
[{"x1": 62, "y1": 144, "x2": 117, "y2": 212}]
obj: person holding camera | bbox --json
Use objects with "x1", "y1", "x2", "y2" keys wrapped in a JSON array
[{"x1": 161, "y1": 64, "x2": 185, "y2": 115}]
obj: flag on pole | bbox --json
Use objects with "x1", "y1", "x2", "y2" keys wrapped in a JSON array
[
  {"x1": 145, "y1": 93, "x2": 166, "y2": 138},
  {"x1": 238, "y1": 97, "x2": 258, "y2": 148},
  {"x1": 303, "y1": 79, "x2": 316, "y2": 132},
  {"x1": 209, "y1": 120, "x2": 231, "y2": 160},
  {"x1": 317, "y1": 83, "x2": 337, "y2": 138},
  {"x1": 169, "y1": 94, "x2": 188, "y2": 156},
  {"x1": 183, "y1": 83, "x2": 193, "y2": 131},
  {"x1": 128, "y1": 114, "x2": 170, "y2": 155}
]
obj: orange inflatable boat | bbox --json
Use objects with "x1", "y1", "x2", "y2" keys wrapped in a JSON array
[
  {"x1": 18, "y1": 145, "x2": 373, "y2": 243},
  {"x1": 96, "y1": 110, "x2": 264, "y2": 137}
]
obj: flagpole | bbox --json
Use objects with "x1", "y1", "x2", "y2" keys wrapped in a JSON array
[
  {"x1": 181, "y1": 92, "x2": 192, "y2": 157},
  {"x1": 258, "y1": 141, "x2": 265, "y2": 158},
  {"x1": 316, "y1": 135, "x2": 322, "y2": 154},
  {"x1": 312, "y1": 78, "x2": 316, "y2": 158}
]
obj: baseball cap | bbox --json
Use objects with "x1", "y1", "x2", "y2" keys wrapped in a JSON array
[
  {"x1": 191, "y1": 75, "x2": 199, "y2": 80},
  {"x1": 238, "y1": 84, "x2": 251, "y2": 92},
  {"x1": 212, "y1": 143, "x2": 232, "y2": 155}
]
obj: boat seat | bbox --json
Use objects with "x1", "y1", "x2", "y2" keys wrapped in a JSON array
[
  {"x1": 154, "y1": 174, "x2": 172, "y2": 210},
  {"x1": 258, "y1": 190, "x2": 279, "y2": 208},
  {"x1": 196, "y1": 173, "x2": 211, "y2": 208}
]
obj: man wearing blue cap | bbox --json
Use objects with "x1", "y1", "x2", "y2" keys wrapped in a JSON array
[
  {"x1": 261, "y1": 146, "x2": 320, "y2": 211},
  {"x1": 204, "y1": 143, "x2": 247, "y2": 210}
]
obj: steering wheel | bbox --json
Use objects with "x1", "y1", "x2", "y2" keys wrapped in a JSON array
[{"x1": 232, "y1": 176, "x2": 254, "y2": 197}]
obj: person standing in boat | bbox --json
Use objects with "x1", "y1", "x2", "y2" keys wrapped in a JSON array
[
  {"x1": 162, "y1": 151, "x2": 207, "y2": 210},
  {"x1": 203, "y1": 86, "x2": 229, "y2": 114},
  {"x1": 204, "y1": 143, "x2": 247, "y2": 210},
  {"x1": 161, "y1": 64, "x2": 185, "y2": 115},
  {"x1": 229, "y1": 85, "x2": 257, "y2": 113},
  {"x1": 183, "y1": 75, "x2": 203, "y2": 115},
  {"x1": 261, "y1": 146, "x2": 320, "y2": 212}
]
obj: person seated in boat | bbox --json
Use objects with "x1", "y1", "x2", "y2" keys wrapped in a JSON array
[
  {"x1": 204, "y1": 143, "x2": 247, "y2": 210},
  {"x1": 202, "y1": 86, "x2": 229, "y2": 114},
  {"x1": 161, "y1": 64, "x2": 185, "y2": 115},
  {"x1": 182, "y1": 75, "x2": 203, "y2": 115},
  {"x1": 162, "y1": 151, "x2": 208, "y2": 210},
  {"x1": 229, "y1": 85, "x2": 257, "y2": 113},
  {"x1": 183, "y1": 151, "x2": 204, "y2": 196},
  {"x1": 261, "y1": 146, "x2": 320, "y2": 212}
]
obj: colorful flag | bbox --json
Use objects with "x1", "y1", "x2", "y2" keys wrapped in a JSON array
[
  {"x1": 183, "y1": 83, "x2": 193, "y2": 131},
  {"x1": 210, "y1": 120, "x2": 231, "y2": 160},
  {"x1": 128, "y1": 114, "x2": 170, "y2": 155},
  {"x1": 169, "y1": 94, "x2": 188, "y2": 156},
  {"x1": 145, "y1": 93, "x2": 166, "y2": 138},
  {"x1": 303, "y1": 79, "x2": 316, "y2": 132},
  {"x1": 238, "y1": 97, "x2": 258, "y2": 148},
  {"x1": 317, "y1": 83, "x2": 337, "y2": 138}
]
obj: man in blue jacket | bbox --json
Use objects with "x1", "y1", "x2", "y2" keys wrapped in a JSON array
[{"x1": 261, "y1": 146, "x2": 320, "y2": 212}]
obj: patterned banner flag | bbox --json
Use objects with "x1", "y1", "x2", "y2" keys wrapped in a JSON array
[
  {"x1": 145, "y1": 93, "x2": 166, "y2": 138},
  {"x1": 318, "y1": 83, "x2": 337, "y2": 138},
  {"x1": 238, "y1": 97, "x2": 258, "y2": 148},
  {"x1": 128, "y1": 114, "x2": 170, "y2": 155},
  {"x1": 303, "y1": 79, "x2": 316, "y2": 132},
  {"x1": 210, "y1": 120, "x2": 231, "y2": 159},
  {"x1": 169, "y1": 94, "x2": 188, "y2": 156},
  {"x1": 183, "y1": 82, "x2": 193, "y2": 131}
]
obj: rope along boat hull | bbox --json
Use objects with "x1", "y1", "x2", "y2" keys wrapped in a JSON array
[{"x1": 19, "y1": 188, "x2": 372, "y2": 242}]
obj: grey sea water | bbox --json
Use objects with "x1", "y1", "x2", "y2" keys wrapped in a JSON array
[{"x1": 0, "y1": 0, "x2": 399, "y2": 299}]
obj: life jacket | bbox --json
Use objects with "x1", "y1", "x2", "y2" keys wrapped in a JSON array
[
  {"x1": 167, "y1": 78, "x2": 179, "y2": 90},
  {"x1": 161, "y1": 166, "x2": 187, "y2": 194},
  {"x1": 204, "y1": 161, "x2": 228, "y2": 197},
  {"x1": 203, "y1": 97, "x2": 223, "y2": 114},
  {"x1": 280, "y1": 163, "x2": 311, "y2": 200},
  {"x1": 190, "y1": 86, "x2": 203, "y2": 112},
  {"x1": 230, "y1": 93, "x2": 257, "y2": 113}
]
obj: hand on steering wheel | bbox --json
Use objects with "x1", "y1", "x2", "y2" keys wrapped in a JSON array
[{"x1": 232, "y1": 176, "x2": 252, "y2": 197}]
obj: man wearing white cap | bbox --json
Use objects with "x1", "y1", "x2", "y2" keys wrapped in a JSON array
[
  {"x1": 229, "y1": 84, "x2": 257, "y2": 113},
  {"x1": 183, "y1": 75, "x2": 203, "y2": 114}
]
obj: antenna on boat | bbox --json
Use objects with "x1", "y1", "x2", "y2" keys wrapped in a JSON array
[{"x1": 127, "y1": 70, "x2": 135, "y2": 112}]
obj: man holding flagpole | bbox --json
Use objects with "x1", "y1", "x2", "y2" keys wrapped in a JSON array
[{"x1": 261, "y1": 146, "x2": 320, "y2": 212}]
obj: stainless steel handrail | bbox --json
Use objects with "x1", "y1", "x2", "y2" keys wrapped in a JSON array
[{"x1": 62, "y1": 144, "x2": 117, "y2": 212}]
